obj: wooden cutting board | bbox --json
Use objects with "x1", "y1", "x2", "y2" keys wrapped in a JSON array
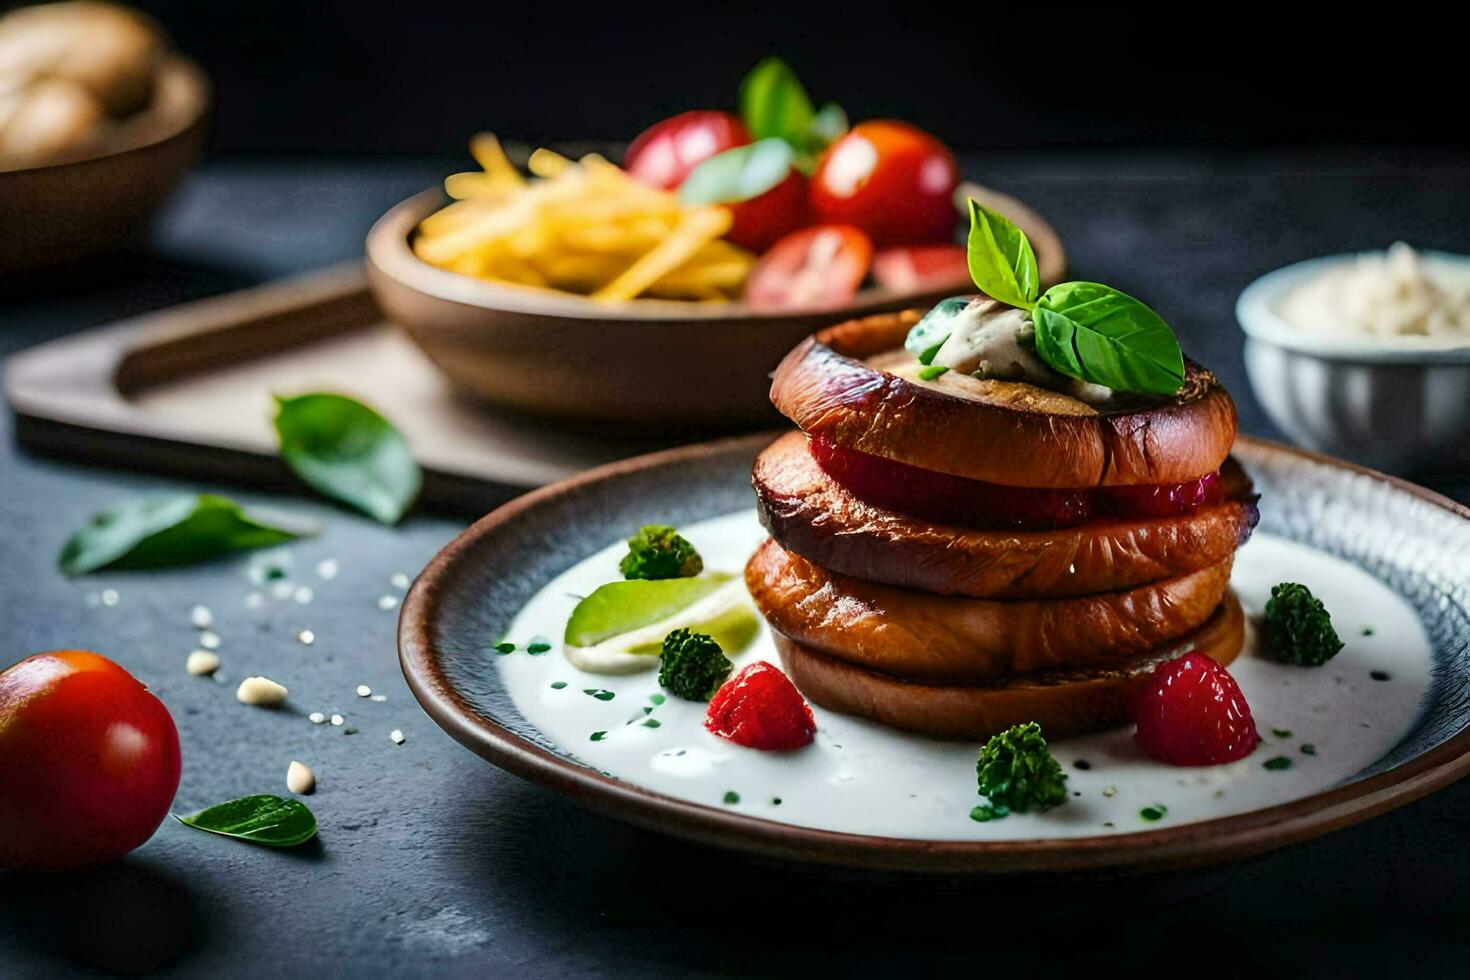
[{"x1": 5, "y1": 263, "x2": 695, "y2": 514}]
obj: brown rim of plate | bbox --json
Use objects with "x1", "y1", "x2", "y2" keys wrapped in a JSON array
[
  {"x1": 365, "y1": 183, "x2": 1067, "y2": 323},
  {"x1": 397, "y1": 431, "x2": 1470, "y2": 875}
]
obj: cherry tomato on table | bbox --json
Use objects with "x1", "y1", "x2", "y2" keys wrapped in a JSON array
[
  {"x1": 810, "y1": 120, "x2": 959, "y2": 247},
  {"x1": 0, "y1": 650, "x2": 181, "y2": 872},
  {"x1": 744, "y1": 224, "x2": 873, "y2": 310},
  {"x1": 624, "y1": 110, "x2": 751, "y2": 190},
  {"x1": 871, "y1": 243, "x2": 971, "y2": 293}
]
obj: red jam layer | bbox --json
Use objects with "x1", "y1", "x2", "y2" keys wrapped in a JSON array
[{"x1": 809, "y1": 436, "x2": 1221, "y2": 530}]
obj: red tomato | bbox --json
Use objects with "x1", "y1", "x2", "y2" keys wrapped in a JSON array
[
  {"x1": 624, "y1": 110, "x2": 751, "y2": 190},
  {"x1": 744, "y1": 224, "x2": 873, "y2": 310},
  {"x1": 871, "y1": 244, "x2": 971, "y2": 293},
  {"x1": 810, "y1": 120, "x2": 959, "y2": 246},
  {"x1": 726, "y1": 169, "x2": 808, "y2": 253},
  {"x1": 0, "y1": 650, "x2": 181, "y2": 872}
]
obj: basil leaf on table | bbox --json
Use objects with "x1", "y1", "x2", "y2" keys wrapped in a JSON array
[
  {"x1": 679, "y1": 138, "x2": 795, "y2": 206},
  {"x1": 738, "y1": 56, "x2": 816, "y2": 148},
  {"x1": 58, "y1": 494, "x2": 313, "y2": 576},
  {"x1": 176, "y1": 795, "x2": 318, "y2": 847},
  {"x1": 966, "y1": 198, "x2": 1040, "y2": 310},
  {"x1": 1031, "y1": 281, "x2": 1186, "y2": 396},
  {"x1": 273, "y1": 393, "x2": 422, "y2": 525}
]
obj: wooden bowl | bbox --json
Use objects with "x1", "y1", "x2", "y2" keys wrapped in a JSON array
[
  {"x1": 365, "y1": 183, "x2": 1066, "y2": 430},
  {"x1": 0, "y1": 55, "x2": 208, "y2": 277}
]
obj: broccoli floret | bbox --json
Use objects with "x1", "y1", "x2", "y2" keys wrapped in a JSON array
[
  {"x1": 657, "y1": 628, "x2": 731, "y2": 701},
  {"x1": 972, "y1": 722, "x2": 1068, "y2": 821},
  {"x1": 618, "y1": 525, "x2": 703, "y2": 581},
  {"x1": 1262, "y1": 582, "x2": 1343, "y2": 666}
]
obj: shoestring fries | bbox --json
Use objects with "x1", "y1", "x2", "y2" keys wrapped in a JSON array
[{"x1": 413, "y1": 135, "x2": 755, "y2": 302}]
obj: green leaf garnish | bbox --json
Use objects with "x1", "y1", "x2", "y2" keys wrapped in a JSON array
[
  {"x1": 903, "y1": 296, "x2": 970, "y2": 364},
  {"x1": 175, "y1": 794, "x2": 317, "y2": 847},
  {"x1": 739, "y1": 57, "x2": 815, "y2": 148},
  {"x1": 1032, "y1": 282, "x2": 1186, "y2": 395},
  {"x1": 966, "y1": 198, "x2": 1040, "y2": 310},
  {"x1": 808, "y1": 102, "x2": 849, "y2": 147},
  {"x1": 59, "y1": 494, "x2": 314, "y2": 576},
  {"x1": 679, "y1": 138, "x2": 794, "y2": 207},
  {"x1": 273, "y1": 393, "x2": 422, "y2": 525}
]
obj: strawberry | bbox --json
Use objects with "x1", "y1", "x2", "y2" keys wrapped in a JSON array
[
  {"x1": 1133, "y1": 652, "x2": 1259, "y2": 766},
  {"x1": 705, "y1": 661, "x2": 816, "y2": 751}
]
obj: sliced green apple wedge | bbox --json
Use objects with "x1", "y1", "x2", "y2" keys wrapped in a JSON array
[{"x1": 563, "y1": 573, "x2": 758, "y2": 674}]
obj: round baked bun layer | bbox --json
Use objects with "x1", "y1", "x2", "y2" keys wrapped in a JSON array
[
  {"x1": 754, "y1": 431, "x2": 1260, "y2": 599},
  {"x1": 769, "y1": 309, "x2": 1238, "y2": 488},
  {"x1": 775, "y1": 592, "x2": 1245, "y2": 742},
  {"x1": 746, "y1": 538, "x2": 1234, "y2": 683}
]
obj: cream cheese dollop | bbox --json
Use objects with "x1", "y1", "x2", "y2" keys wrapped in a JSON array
[
  {"x1": 1279, "y1": 242, "x2": 1470, "y2": 340},
  {"x1": 930, "y1": 297, "x2": 1115, "y2": 404}
]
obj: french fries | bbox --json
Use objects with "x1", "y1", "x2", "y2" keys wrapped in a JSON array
[{"x1": 412, "y1": 134, "x2": 755, "y2": 302}]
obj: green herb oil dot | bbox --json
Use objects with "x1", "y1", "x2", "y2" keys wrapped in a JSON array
[
  {"x1": 642, "y1": 718, "x2": 661, "y2": 729},
  {"x1": 723, "y1": 791, "x2": 740, "y2": 805},
  {"x1": 494, "y1": 642, "x2": 515, "y2": 655},
  {"x1": 1140, "y1": 805, "x2": 1168, "y2": 821},
  {"x1": 1263, "y1": 755, "x2": 1292, "y2": 771},
  {"x1": 589, "y1": 731, "x2": 608, "y2": 742},
  {"x1": 1370, "y1": 670, "x2": 1391, "y2": 682},
  {"x1": 550, "y1": 681, "x2": 567, "y2": 690},
  {"x1": 526, "y1": 636, "x2": 551, "y2": 655},
  {"x1": 1073, "y1": 759, "x2": 1092, "y2": 770},
  {"x1": 1271, "y1": 728, "x2": 1292, "y2": 738},
  {"x1": 1300, "y1": 743, "x2": 1317, "y2": 755}
]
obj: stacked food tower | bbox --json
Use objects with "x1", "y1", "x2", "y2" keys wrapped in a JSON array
[{"x1": 745, "y1": 203, "x2": 1259, "y2": 740}]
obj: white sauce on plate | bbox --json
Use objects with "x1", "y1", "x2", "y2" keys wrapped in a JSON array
[{"x1": 498, "y1": 511, "x2": 1431, "y2": 839}]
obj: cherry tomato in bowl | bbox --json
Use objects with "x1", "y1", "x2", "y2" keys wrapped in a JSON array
[
  {"x1": 871, "y1": 243, "x2": 971, "y2": 292},
  {"x1": 624, "y1": 110, "x2": 751, "y2": 191},
  {"x1": 726, "y1": 168, "x2": 808, "y2": 253},
  {"x1": 0, "y1": 650, "x2": 181, "y2": 872},
  {"x1": 810, "y1": 120, "x2": 959, "y2": 247},
  {"x1": 744, "y1": 224, "x2": 873, "y2": 311}
]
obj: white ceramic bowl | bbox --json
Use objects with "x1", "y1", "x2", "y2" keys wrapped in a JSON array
[{"x1": 1237, "y1": 251, "x2": 1470, "y2": 473}]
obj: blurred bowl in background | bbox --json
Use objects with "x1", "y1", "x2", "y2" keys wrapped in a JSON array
[
  {"x1": 1238, "y1": 252, "x2": 1470, "y2": 473},
  {"x1": 0, "y1": 54, "x2": 208, "y2": 277},
  {"x1": 365, "y1": 185, "x2": 1066, "y2": 430}
]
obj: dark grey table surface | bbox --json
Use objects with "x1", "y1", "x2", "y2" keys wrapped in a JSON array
[{"x1": 2, "y1": 151, "x2": 1469, "y2": 978}]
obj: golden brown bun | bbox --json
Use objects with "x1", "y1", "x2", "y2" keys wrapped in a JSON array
[
  {"x1": 746, "y1": 538, "x2": 1234, "y2": 683},
  {"x1": 774, "y1": 592, "x2": 1245, "y2": 741},
  {"x1": 769, "y1": 310, "x2": 1238, "y2": 488},
  {"x1": 753, "y1": 431, "x2": 1260, "y2": 599}
]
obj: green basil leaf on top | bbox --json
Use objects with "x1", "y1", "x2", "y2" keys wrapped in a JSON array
[
  {"x1": 904, "y1": 296, "x2": 971, "y2": 365},
  {"x1": 738, "y1": 56, "x2": 816, "y2": 148},
  {"x1": 273, "y1": 393, "x2": 422, "y2": 525},
  {"x1": 59, "y1": 494, "x2": 315, "y2": 576},
  {"x1": 679, "y1": 138, "x2": 795, "y2": 206},
  {"x1": 966, "y1": 198, "x2": 1040, "y2": 310},
  {"x1": 176, "y1": 795, "x2": 317, "y2": 848},
  {"x1": 1032, "y1": 282, "x2": 1186, "y2": 396}
]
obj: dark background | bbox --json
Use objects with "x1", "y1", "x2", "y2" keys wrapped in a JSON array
[{"x1": 102, "y1": 0, "x2": 1470, "y2": 157}]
